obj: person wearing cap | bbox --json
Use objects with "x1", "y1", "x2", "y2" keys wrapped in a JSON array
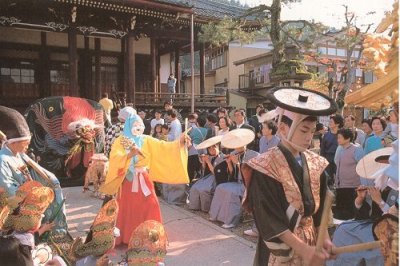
[
  {"x1": 188, "y1": 137, "x2": 225, "y2": 212},
  {"x1": 104, "y1": 107, "x2": 137, "y2": 157},
  {"x1": 99, "y1": 113, "x2": 190, "y2": 245},
  {"x1": 0, "y1": 106, "x2": 68, "y2": 237},
  {"x1": 242, "y1": 87, "x2": 338, "y2": 266},
  {"x1": 209, "y1": 129, "x2": 259, "y2": 229}
]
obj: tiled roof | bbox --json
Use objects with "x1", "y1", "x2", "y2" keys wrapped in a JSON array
[{"x1": 155, "y1": 0, "x2": 247, "y2": 19}]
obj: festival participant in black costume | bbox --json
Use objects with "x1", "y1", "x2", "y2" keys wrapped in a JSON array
[{"x1": 242, "y1": 87, "x2": 338, "y2": 266}]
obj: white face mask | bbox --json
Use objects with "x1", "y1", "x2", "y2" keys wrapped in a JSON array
[{"x1": 131, "y1": 121, "x2": 145, "y2": 136}]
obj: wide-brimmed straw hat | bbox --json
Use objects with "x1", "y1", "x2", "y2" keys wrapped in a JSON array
[
  {"x1": 267, "y1": 86, "x2": 338, "y2": 116},
  {"x1": 221, "y1": 129, "x2": 255, "y2": 149},
  {"x1": 258, "y1": 109, "x2": 278, "y2": 123},
  {"x1": 356, "y1": 147, "x2": 393, "y2": 179},
  {"x1": 196, "y1": 135, "x2": 223, "y2": 150}
]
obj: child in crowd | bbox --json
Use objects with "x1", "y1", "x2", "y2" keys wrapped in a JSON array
[
  {"x1": 160, "y1": 124, "x2": 169, "y2": 141},
  {"x1": 153, "y1": 124, "x2": 163, "y2": 140}
]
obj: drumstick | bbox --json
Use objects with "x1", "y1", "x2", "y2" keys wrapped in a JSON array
[
  {"x1": 330, "y1": 241, "x2": 382, "y2": 255},
  {"x1": 316, "y1": 190, "x2": 335, "y2": 251}
]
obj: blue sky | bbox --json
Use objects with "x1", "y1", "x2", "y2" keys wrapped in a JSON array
[{"x1": 239, "y1": 0, "x2": 395, "y2": 30}]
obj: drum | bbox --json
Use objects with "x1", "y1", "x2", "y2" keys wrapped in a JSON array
[{"x1": 32, "y1": 243, "x2": 53, "y2": 266}]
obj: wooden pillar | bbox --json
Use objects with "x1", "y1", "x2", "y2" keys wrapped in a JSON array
[
  {"x1": 68, "y1": 28, "x2": 79, "y2": 96},
  {"x1": 119, "y1": 37, "x2": 125, "y2": 93},
  {"x1": 151, "y1": 38, "x2": 157, "y2": 94},
  {"x1": 121, "y1": 36, "x2": 127, "y2": 94},
  {"x1": 94, "y1": 38, "x2": 101, "y2": 101},
  {"x1": 174, "y1": 46, "x2": 180, "y2": 93},
  {"x1": 126, "y1": 32, "x2": 136, "y2": 105},
  {"x1": 39, "y1": 32, "x2": 50, "y2": 98},
  {"x1": 83, "y1": 37, "x2": 92, "y2": 99},
  {"x1": 157, "y1": 49, "x2": 161, "y2": 94},
  {"x1": 190, "y1": 13, "x2": 195, "y2": 113},
  {"x1": 200, "y1": 42, "x2": 205, "y2": 95}
]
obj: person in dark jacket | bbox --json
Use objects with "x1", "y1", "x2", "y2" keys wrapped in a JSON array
[{"x1": 320, "y1": 114, "x2": 343, "y2": 186}]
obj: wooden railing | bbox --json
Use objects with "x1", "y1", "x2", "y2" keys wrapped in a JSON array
[
  {"x1": 133, "y1": 92, "x2": 228, "y2": 107},
  {"x1": 239, "y1": 72, "x2": 266, "y2": 93}
]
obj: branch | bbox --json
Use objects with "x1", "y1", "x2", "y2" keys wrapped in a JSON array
[
  {"x1": 242, "y1": 4, "x2": 272, "y2": 18},
  {"x1": 343, "y1": 5, "x2": 355, "y2": 26},
  {"x1": 305, "y1": 52, "x2": 333, "y2": 66}
]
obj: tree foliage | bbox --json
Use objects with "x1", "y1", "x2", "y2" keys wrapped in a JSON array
[{"x1": 198, "y1": 0, "x2": 384, "y2": 113}]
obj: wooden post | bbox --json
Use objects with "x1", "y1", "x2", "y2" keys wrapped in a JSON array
[
  {"x1": 83, "y1": 37, "x2": 92, "y2": 99},
  {"x1": 151, "y1": 37, "x2": 157, "y2": 94},
  {"x1": 156, "y1": 46, "x2": 161, "y2": 95},
  {"x1": 68, "y1": 28, "x2": 79, "y2": 96},
  {"x1": 121, "y1": 36, "x2": 127, "y2": 94},
  {"x1": 200, "y1": 42, "x2": 205, "y2": 95},
  {"x1": 94, "y1": 38, "x2": 101, "y2": 101},
  {"x1": 39, "y1": 32, "x2": 50, "y2": 98},
  {"x1": 174, "y1": 46, "x2": 180, "y2": 93},
  {"x1": 119, "y1": 37, "x2": 125, "y2": 96},
  {"x1": 190, "y1": 13, "x2": 195, "y2": 113},
  {"x1": 127, "y1": 32, "x2": 136, "y2": 105}
]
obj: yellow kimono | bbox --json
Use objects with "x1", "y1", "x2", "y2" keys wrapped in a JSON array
[{"x1": 100, "y1": 135, "x2": 189, "y2": 196}]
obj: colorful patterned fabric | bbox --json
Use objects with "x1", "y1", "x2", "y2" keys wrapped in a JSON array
[
  {"x1": 25, "y1": 96, "x2": 105, "y2": 186},
  {"x1": 127, "y1": 220, "x2": 167, "y2": 266},
  {"x1": 2, "y1": 181, "x2": 54, "y2": 232},
  {"x1": 373, "y1": 213, "x2": 399, "y2": 266},
  {"x1": 71, "y1": 199, "x2": 119, "y2": 260},
  {"x1": 245, "y1": 147, "x2": 328, "y2": 265},
  {"x1": 104, "y1": 122, "x2": 124, "y2": 157}
]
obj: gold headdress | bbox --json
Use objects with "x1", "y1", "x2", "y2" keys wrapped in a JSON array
[
  {"x1": 3, "y1": 184, "x2": 54, "y2": 232},
  {"x1": 71, "y1": 199, "x2": 119, "y2": 259},
  {"x1": 127, "y1": 220, "x2": 167, "y2": 266}
]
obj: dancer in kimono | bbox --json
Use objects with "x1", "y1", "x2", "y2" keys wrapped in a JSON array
[
  {"x1": 100, "y1": 113, "x2": 189, "y2": 245},
  {"x1": 209, "y1": 129, "x2": 258, "y2": 229},
  {"x1": 188, "y1": 135, "x2": 225, "y2": 212},
  {"x1": 0, "y1": 106, "x2": 68, "y2": 238},
  {"x1": 242, "y1": 87, "x2": 338, "y2": 266}
]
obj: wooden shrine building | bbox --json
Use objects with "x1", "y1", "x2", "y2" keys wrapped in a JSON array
[{"x1": 0, "y1": 0, "x2": 249, "y2": 111}]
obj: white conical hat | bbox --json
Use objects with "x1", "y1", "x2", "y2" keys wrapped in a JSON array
[
  {"x1": 196, "y1": 135, "x2": 223, "y2": 150},
  {"x1": 356, "y1": 147, "x2": 393, "y2": 179},
  {"x1": 221, "y1": 129, "x2": 255, "y2": 149},
  {"x1": 268, "y1": 86, "x2": 337, "y2": 116}
]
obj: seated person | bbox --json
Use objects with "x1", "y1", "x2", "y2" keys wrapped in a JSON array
[
  {"x1": 329, "y1": 144, "x2": 398, "y2": 266},
  {"x1": 0, "y1": 106, "x2": 68, "y2": 238},
  {"x1": 188, "y1": 141, "x2": 225, "y2": 212},
  {"x1": 209, "y1": 129, "x2": 259, "y2": 229}
]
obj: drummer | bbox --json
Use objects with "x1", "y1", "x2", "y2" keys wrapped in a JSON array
[
  {"x1": 188, "y1": 135, "x2": 225, "y2": 212},
  {"x1": 242, "y1": 87, "x2": 338, "y2": 265},
  {"x1": 329, "y1": 144, "x2": 399, "y2": 266}
]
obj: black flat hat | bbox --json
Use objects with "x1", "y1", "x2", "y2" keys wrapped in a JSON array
[
  {"x1": 267, "y1": 87, "x2": 338, "y2": 116},
  {"x1": 0, "y1": 105, "x2": 30, "y2": 140}
]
